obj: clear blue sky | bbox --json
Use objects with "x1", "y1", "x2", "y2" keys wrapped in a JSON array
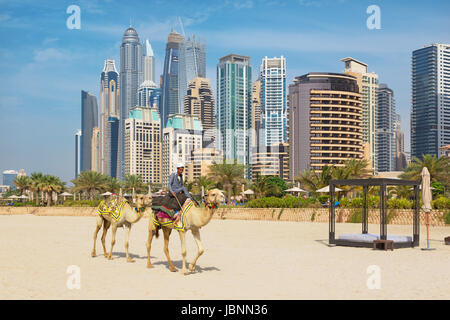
[{"x1": 1, "y1": 0, "x2": 449, "y2": 184}]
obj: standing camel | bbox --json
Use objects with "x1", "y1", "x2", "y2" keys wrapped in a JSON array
[
  {"x1": 91, "y1": 190, "x2": 152, "y2": 262},
  {"x1": 146, "y1": 189, "x2": 225, "y2": 275}
]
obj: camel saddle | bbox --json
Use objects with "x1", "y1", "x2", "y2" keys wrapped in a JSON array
[
  {"x1": 152, "y1": 198, "x2": 195, "y2": 231},
  {"x1": 151, "y1": 192, "x2": 189, "y2": 218},
  {"x1": 97, "y1": 195, "x2": 127, "y2": 221}
]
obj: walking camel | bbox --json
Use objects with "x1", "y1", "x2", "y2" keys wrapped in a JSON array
[
  {"x1": 146, "y1": 189, "x2": 225, "y2": 275},
  {"x1": 91, "y1": 189, "x2": 152, "y2": 262}
]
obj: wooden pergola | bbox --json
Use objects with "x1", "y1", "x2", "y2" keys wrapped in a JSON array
[{"x1": 328, "y1": 178, "x2": 421, "y2": 248}]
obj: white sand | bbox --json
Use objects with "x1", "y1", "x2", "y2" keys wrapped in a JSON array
[{"x1": 0, "y1": 215, "x2": 448, "y2": 300}]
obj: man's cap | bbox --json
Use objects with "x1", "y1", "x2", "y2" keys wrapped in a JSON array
[{"x1": 176, "y1": 162, "x2": 185, "y2": 168}]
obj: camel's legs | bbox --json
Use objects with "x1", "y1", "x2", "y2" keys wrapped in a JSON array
[
  {"x1": 178, "y1": 230, "x2": 188, "y2": 275},
  {"x1": 189, "y1": 228, "x2": 204, "y2": 272},
  {"x1": 125, "y1": 224, "x2": 135, "y2": 263},
  {"x1": 91, "y1": 215, "x2": 103, "y2": 257},
  {"x1": 146, "y1": 227, "x2": 154, "y2": 268},
  {"x1": 163, "y1": 228, "x2": 177, "y2": 272},
  {"x1": 108, "y1": 223, "x2": 118, "y2": 260},
  {"x1": 101, "y1": 219, "x2": 111, "y2": 257}
]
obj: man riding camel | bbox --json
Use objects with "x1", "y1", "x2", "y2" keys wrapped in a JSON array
[
  {"x1": 151, "y1": 163, "x2": 198, "y2": 219},
  {"x1": 168, "y1": 163, "x2": 194, "y2": 205}
]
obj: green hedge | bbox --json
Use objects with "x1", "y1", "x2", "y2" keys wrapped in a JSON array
[
  {"x1": 62, "y1": 200, "x2": 101, "y2": 207},
  {"x1": 432, "y1": 197, "x2": 450, "y2": 210},
  {"x1": 247, "y1": 196, "x2": 320, "y2": 208}
]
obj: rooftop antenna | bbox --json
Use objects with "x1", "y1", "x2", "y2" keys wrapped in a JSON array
[
  {"x1": 178, "y1": 16, "x2": 186, "y2": 38},
  {"x1": 129, "y1": 17, "x2": 132, "y2": 27}
]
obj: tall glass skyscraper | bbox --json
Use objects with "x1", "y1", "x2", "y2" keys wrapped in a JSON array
[
  {"x1": 376, "y1": 84, "x2": 396, "y2": 172},
  {"x1": 161, "y1": 29, "x2": 184, "y2": 129},
  {"x1": 411, "y1": 43, "x2": 450, "y2": 158},
  {"x1": 81, "y1": 90, "x2": 98, "y2": 172},
  {"x1": 216, "y1": 54, "x2": 253, "y2": 178},
  {"x1": 100, "y1": 59, "x2": 120, "y2": 178},
  {"x1": 260, "y1": 56, "x2": 287, "y2": 147},
  {"x1": 178, "y1": 35, "x2": 206, "y2": 113},
  {"x1": 119, "y1": 26, "x2": 143, "y2": 179},
  {"x1": 138, "y1": 39, "x2": 158, "y2": 108}
]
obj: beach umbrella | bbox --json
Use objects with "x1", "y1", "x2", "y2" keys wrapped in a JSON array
[
  {"x1": 316, "y1": 186, "x2": 343, "y2": 193},
  {"x1": 285, "y1": 187, "x2": 307, "y2": 193},
  {"x1": 8, "y1": 195, "x2": 20, "y2": 199},
  {"x1": 101, "y1": 191, "x2": 112, "y2": 196},
  {"x1": 19, "y1": 195, "x2": 29, "y2": 199},
  {"x1": 421, "y1": 167, "x2": 435, "y2": 251},
  {"x1": 60, "y1": 191, "x2": 72, "y2": 202},
  {"x1": 243, "y1": 189, "x2": 254, "y2": 195}
]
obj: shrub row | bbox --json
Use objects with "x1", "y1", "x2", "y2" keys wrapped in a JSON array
[{"x1": 247, "y1": 196, "x2": 320, "y2": 208}]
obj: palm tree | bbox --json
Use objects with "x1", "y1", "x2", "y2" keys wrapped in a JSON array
[
  {"x1": 30, "y1": 172, "x2": 45, "y2": 205},
  {"x1": 104, "y1": 177, "x2": 122, "y2": 194},
  {"x1": 41, "y1": 175, "x2": 65, "y2": 206},
  {"x1": 192, "y1": 176, "x2": 215, "y2": 195},
  {"x1": 72, "y1": 171, "x2": 107, "y2": 200},
  {"x1": 296, "y1": 165, "x2": 333, "y2": 192},
  {"x1": 400, "y1": 154, "x2": 450, "y2": 185},
  {"x1": 123, "y1": 174, "x2": 147, "y2": 194},
  {"x1": 207, "y1": 161, "x2": 246, "y2": 204},
  {"x1": 13, "y1": 176, "x2": 32, "y2": 196}
]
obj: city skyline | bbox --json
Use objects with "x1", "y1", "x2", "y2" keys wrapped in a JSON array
[{"x1": 1, "y1": 0, "x2": 450, "y2": 183}]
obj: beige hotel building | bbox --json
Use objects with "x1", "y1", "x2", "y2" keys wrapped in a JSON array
[
  {"x1": 124, "y1": 107, "x2": 161, "y2": 184},
  {"x1": 288, "y1": 73, "x2": 364, "y2": 179}
]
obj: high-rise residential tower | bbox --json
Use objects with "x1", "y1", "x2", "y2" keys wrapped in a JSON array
[
  {"x1": 342, "y1": 57, "x2": 379, "y2": 173},
  {"x1": 119, "y1": 26, "x2": 143, "y2": 179},
  {"x1": 75, "y1": 129, "x2": 82, "y2": 178},
  {"x1": 161, "y1": 114, "x2": 203, "y2": 186},
  {"x1": 161, "y1": 29, "x2": 184, "y2": 129},
  {"x1": 216, "y1": 54, "x2": 253, "y2": 178},
  {"x1": 184, "y1": 77, "x2": 215, "y2": 147},
  {"x1": 288, "y1": 73, "x2": 363, "y2": 179},
  {"x1": 411, "y1": 43, "x2": 450, "y2": 158},
  {"x1": 124, "y1": 107, "x2": 162, "y2": 184},
  {"x1": 394, "y1": 114, "x2": 408, "y2": 170},
  {"x1": 252, "y1": 79, "x2": 262, "y2": 148},
  {"x1": 99, "y1": 59, "x2": 120, "y2": 177},
  {"x1": 178, "y1": 35, "x2": 206, "y2": 113},
  {"x1": 138, "y1": 39, "x2": 158, "y2": 107},
  {"x1": 376, "y1": 83, "x2": 396, "y2": 172},
  {"x1": 260, "y1": 56, "x2": 287, "y2": 146},
  {"x1": 81, "y1": 90, "x2": 98, "y2": 172}
]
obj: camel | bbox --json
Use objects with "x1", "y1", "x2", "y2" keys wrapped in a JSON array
[
  {"x1": 146, "y1": 189, "x2": 225, "y2": 275},
  {"x1": 91, "y1": 189, "x2": 152, "y2": 262}
]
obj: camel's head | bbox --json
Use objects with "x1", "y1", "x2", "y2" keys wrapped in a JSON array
[
  {"x1": 205, "y1": 189, "x2": 226, "y2": 207},
  {"x1": 135, "y1": 188, "x2": 152, "y2": 208}
]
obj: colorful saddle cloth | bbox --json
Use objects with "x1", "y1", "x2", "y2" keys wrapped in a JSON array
[
  {"x1": 152, "y1": 199, "x2": 195, "y2": 231},
  {"x1": 97, "y1": 195, "x2": 127, "y2": 221}
]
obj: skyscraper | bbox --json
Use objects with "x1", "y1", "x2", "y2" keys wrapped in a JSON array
[
  {"x1": 99, "y1": 59, "x2": 120, "y2": 177},
  {"x1": 252, "y1": 79, "x2": 262, "y2": 148},
  {"x1": 216, "y1": 54, "x2": 253, "y2": 178},
  {"x1": 91, "y1": 127, "x2": 101, "y2": 172},
  {"x1": 161, "y1": 29, "x2": 184, "y2": 129},
  {"x1": 411, "y1": 43, "x2": 450, "y2": 158},
  {"x1": 138, "y1": 39, "x2": 158, "y2": 107},
  {"x1": 81, "y1": 90, "x2": 98, "y2": 172},
  {"x1": 288, "y1": 73, "x2": 363, "y2": 179},
  {"x1": 376, "y1": 84, "x2": 396, "y2": 172},
  {"x1": 75, "y1": 129, "x2": 81, "y2": 178},
  {"x1": 124, "y1": 107, "x2": 162, "y2": 185},
  {"x1": 342, "y1": 57, "x2": 379, "y2": 173},
  {"x1": 178, "y1": 35, "x2": 206, "y2": 113},
  {"x1": 184, "y1": 77, "x2": 215, "y2": 147},
  {"x1": 119, "y1": 26, "x2": 143, "y2": 179},
  {"x1": 394, "y1": 114, "x2": 408, "y2": 171},
  {"x1": 260, "y1": 56, "x2": 287, "y2": 146},
  {"x1": 161, "y1": 114, "x2": 203, "y2": 186}
]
